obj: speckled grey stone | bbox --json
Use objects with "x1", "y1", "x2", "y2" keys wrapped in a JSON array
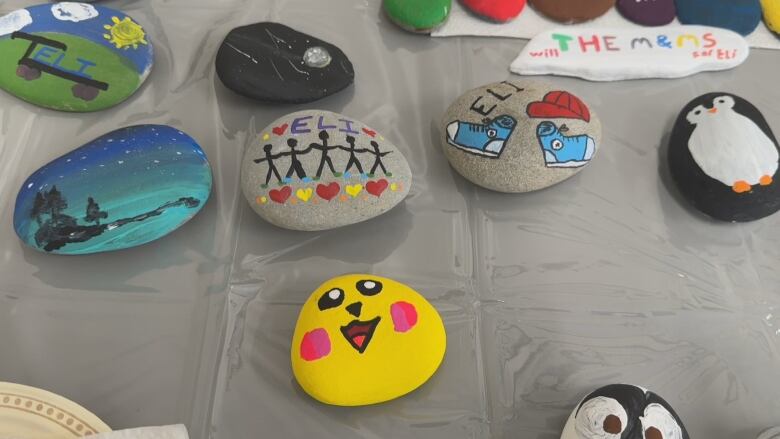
[
  {"x1": 440, "y1": 79, "x2": 601, "y2": 193},
  {"x1": 241, "y1": 110, "x2": 412, "y2": 231}
]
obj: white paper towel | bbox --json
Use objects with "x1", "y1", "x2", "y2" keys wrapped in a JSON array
[
  {"x1": 83, "y1": 425, "x2": 189, "y2": 439},
  {"x1": 431, "y1": 2, "x2": 780, "y2": 50}
]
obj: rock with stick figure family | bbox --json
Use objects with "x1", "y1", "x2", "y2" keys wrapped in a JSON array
[
  {"x1": 528, "y1": 0, "x2": 615, "y2": 24},
  {"x1": 676, "y1": 0, "x2": 762, "y2": 36},
  {"x1": 13, "y1": 125, "x2": 213, "y2": 255},
  {"x1": 560, "y1": 384, "x2": 689, "y2": 439},
  {"x1": 668, "y1": 93, "x2": 780, "y2": 222},
  {"x1": 241, "y1": 110, "x2": 412, "y2": 231},
  {"x1": 0, "y1": 2, "x2": 153, "y2": 112},
  {"x1": 215, "y1": 22, "x2": 354, "y2": 104},
  {"x1": 440, "y1": 80, "x2": 601, "y2": 193}
]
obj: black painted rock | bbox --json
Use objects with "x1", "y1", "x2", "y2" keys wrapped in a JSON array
[
  {"x1": 669, "y1": 93, "x2": 780, "y2": 222},
  {"x1": 617, "y1": 0, "x2": 676, "y2": 26},
  {"x1": 215, "y1": 22, "x2": 354, "y2": 104}
]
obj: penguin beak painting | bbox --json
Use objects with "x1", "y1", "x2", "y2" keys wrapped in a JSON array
[{"x1": 708, "y1": 108, "x2": 718, "y2": 114}]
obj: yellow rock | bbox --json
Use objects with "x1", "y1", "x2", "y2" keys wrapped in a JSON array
[
  {"x1": 763, "y1": 0, "x2": 780, "y2": 33},
  {"x1": 291, "y1": 274, "x2": 446, "y2": 406}
]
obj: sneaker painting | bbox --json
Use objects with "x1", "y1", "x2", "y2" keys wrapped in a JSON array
[
  {"x1": 446, "y1": 115, "x2": 517, "y2": 158},
  {"x1": 536, "y1": 121, "x2": 595, "y2": 168}
]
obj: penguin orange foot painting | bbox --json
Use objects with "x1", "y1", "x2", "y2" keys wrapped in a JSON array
[{"x1": 291, "y1": 274, "x2": 446, "y2": 406}]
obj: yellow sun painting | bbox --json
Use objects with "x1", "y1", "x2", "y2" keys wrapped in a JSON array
[{"x1": 103, "y1": 16, "x2": 148, "y2": 50}]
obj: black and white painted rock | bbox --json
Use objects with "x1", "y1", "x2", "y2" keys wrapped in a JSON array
[
  {"x1": 215, "y1": 22, "x2": 354, "y2": 104},
  {"x1": 241, "y1": 110, "x2": 412, "y2": 231},
  {"x1": 561, "y1": 384, "x2": 689, "y2": 439},
  {"x1": 440, "y1": 80, "x2": 600, "y2": 193},
  {"x1": 669, "y1": 93, "x2": 780, "y2": 222}
]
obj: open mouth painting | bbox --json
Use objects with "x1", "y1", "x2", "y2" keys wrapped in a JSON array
[{"x1": 340, "y1": 316, "x2": 381, "y2": 353}]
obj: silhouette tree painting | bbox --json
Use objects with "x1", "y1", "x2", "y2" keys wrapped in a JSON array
[
  {"x1": 31, "y1": 192, "x2": 46, "y2": 226},
  {"x1": 28, "y1": 186, "x2": 201, "y2": 252},
  {"x1": 84, "y1": 197, "x2": 108, "y2": 224}
]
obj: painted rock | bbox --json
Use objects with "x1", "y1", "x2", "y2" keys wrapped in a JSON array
[
  {"x1": 561, "y1": 384, "x2": 689, "y2": 439},
  {"x1": 216, "y1": 22, "x2": 354, "y2": 104},
  {"x1": 383, "y1": 0, "x2": 452, "y2": 33},
  {"x1": 241, "y1": 110, "x2": 412, "y2": 231},
  {"x1": 529, "y1": 0, "x2": 616, "y2": 23},
  {"x1": 13, "y1": 125, "x2": 212, "y2": 255},
  {"x1": 762, "y1": 0, "x2": 780, "y2": 34},
  {"x1": 0, "y1": 3, "x2": 153, "y2": 112},
  {"x1": 461, "y1": 0, "x2": 526, "y2": 23},
  {"x1": 676, "y1": 0, "x2": 762, "y2": 36},
  {"x1": 617, "y1": 0, "x2": 676, "y2": 26},
  {"x1": 510, "y1": 26, "x2": 749, "y2": 81},
  {"x1": 668, "y1": 93, "x2": 780, "y2": 222},
  {"x1": 291, "y1": 274, "x2": 446, "y2": 406},
  {"x1": 441, "y1": 80, "x2": 600, "y2": 193}
]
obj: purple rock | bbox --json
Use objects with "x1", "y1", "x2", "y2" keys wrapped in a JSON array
[{"x1": 617, "y1": 0, "x2": 676, "y2": 26}]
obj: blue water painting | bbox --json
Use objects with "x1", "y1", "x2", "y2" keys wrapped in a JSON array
[{"x1": 13, "y1": 125, "x2": 213, "y2": 255}]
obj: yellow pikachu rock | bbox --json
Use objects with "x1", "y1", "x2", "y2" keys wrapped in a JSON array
[
  {"x1": 291, "y1": 274, "x2": 446, "y2": 406},
  {"x1": 762, "y1": 0, "x2": 780, "y2": 33}
]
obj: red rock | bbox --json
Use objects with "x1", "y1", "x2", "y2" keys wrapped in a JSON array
[{"x1": 461, "y1": 0, "x2": 526, "y2": 22}]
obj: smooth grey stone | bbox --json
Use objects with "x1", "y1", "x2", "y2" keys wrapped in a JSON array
[
  {"x1": 441, "y1": 79, "x2": 601, "y2": 193},
  {"x1": 241, "y1": 110, "x2": 412, "y2": 231}
]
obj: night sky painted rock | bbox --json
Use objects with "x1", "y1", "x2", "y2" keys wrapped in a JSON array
[
  {"x1": 617, "y1": 0, "x2": 677, "y2": 26},
  {"x1": 762, "y1": 0, "x2": 780, "y2": 34},
  {"x1": 241, "y1": 110, "x2": 412, "y2": 231},
  {"x1": 0, "y1": 3, "x2": 153, "y2": 112},
  {"x1": 676, "y1": 0, "x2": 762, "y2": 36},
  {"x1": 215, "y1": 22, "x2": 354, "y2": 104},
  {"x1": 383, "y1": 0, "x2": 452, "y2": 33},
  {"x1": 291, "y1": 274, "x2": 446, "y2": 406},
  {"x1": 669, "y1": 93, "x2": 780, "y2": 222},
  {"x1": 561, "y1": 384, "x2": 689, "y2": 439},
  {"x1": 529, "y1": 0, "x2": 616, "y2": 23},
  {"x1": 441, "y1": 80, "x2": 600, "y2": 193},
  {"x1": 14, "y1": 125, "x2": 213, "y2": 255},
  {"x1": 461, "y1": 0, "x2": 527, "y2": 23}
]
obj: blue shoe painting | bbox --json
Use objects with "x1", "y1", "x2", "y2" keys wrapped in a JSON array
[
  {"x1": 536, "y1": 121, "x2": 595, "y2": 168},
  {"x1": 446, "y1": 115, "x2": 517, "y2": 158}
]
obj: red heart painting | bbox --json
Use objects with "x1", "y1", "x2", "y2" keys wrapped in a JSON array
[
  {"x1": 362, "y1": 127, "x2": 376, "y2": 137},
  {"x1": 366, "y1": 179, "x2": 388, "y2": 197},
  {"x1": 316, "y1": 182, "x2": 341, "y2": 201},
  {"x1": 272, "y1": 123, "x2": 289, "y2": 136},
  {"x1": 269, "y1": 186, "x2": 292, "y2": 203}
]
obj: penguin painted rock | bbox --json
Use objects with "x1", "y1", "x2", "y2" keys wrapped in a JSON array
[
  {"x1": 617, "y1": 0, "x2": 677, "y2": 26},
  {"x1": 676, "y1": 0, "x2": 762, "y2": 36},
  {"x1": 669, "y1": 93, "x2": 780, "y2": 222},
  {"x1": 561, "y1": 384, "x2": 689, "y2": 439},
  {"x1": 461, "y1": 0, "x2": 527, "y2": 23},
  {"x1": 529, "y1": 0, "x2": 616, "y2": 24},
  {"x1": 291, "y1": 275, "x2": 446, "y2": 406}
]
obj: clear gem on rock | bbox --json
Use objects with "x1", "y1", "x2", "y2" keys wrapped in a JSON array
[{"x1": 303, "y1": 46, "x2": 331, "y2": 68}]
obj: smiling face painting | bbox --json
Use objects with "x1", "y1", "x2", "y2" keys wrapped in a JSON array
[{"x1": 291, "y1": 274, "x2": 447, "y2": 406}]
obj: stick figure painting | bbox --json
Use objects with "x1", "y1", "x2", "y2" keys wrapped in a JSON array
[{"x1": 240, "y1": 110, "x2": 413, "y2": 231}]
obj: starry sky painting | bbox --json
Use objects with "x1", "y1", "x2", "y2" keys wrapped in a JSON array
[{"x1": 13, "y1": 125, "x2": 212, "y2": 254}]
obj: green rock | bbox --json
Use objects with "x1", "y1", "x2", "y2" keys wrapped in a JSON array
[{"x1": 383, "y1": 0, "x2": 452, "y2": 33}]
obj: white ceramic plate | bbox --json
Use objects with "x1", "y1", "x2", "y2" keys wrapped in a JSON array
[{"x1": 0, "y1": 382, "x2": 111, "y2": 438}]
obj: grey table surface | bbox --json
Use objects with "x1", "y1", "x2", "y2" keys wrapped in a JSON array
[{"x1": 1, "y1": 1, "x2": 779, "y2": 438}]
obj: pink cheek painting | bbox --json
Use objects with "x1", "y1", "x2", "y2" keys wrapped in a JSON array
[
  {"x1": 300, "y1": 328, "x2": 331, "y2": 361},
  {"x1": 391, "y1": 301, "x2": 418, "y2": 333}
]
